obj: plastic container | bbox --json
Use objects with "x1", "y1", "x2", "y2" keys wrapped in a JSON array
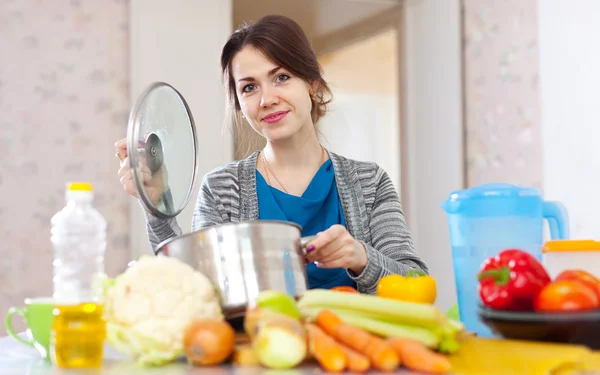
[
  {"x1": 49, "y1": 182, "x2": 107, "y2": 368},
  {"x1": 442, "y1": 183, "x2": 569, "y2": 337},
  {"x1": 542, "y1": 240, "x2": 600, "y2": 279}
]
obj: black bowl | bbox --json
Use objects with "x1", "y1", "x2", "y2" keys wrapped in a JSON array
[{"x1": 478, "y1": 305, "x2": 600, "y2": 349}]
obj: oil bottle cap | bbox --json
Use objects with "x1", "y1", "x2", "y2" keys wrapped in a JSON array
[
  {"x1": 67, "y1": 182, "x2": 93, "y2": 192},
  {"x1": 65, "y1": 182, "x2": 94, "y2": 202}
]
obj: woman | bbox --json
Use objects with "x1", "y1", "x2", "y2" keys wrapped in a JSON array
[{"x1": 116, "y1": 15, "x2": 428, "y2": 295}]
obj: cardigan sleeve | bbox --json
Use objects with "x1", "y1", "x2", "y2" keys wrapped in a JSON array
[
  {"x1": 190, "y1": 175, "x2": 229, "y2": 231},
  {"x1": 349, "y1": 167, "x2": 429, "y2": 294},
  {"x1": 145, "y1": 175, "x2": 226, "y2": 251},
  {"x1": 144, "y1": 209, "x2": 182, "y2": 252}
]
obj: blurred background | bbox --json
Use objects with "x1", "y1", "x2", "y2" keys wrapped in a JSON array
[{"x1": 2, "y1": 0, "x2": 599, "y2": 335}]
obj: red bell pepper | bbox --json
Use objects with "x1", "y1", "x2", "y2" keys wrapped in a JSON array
[{"x1": 477, "y1": 249, "x2": 551, "y2": 311}]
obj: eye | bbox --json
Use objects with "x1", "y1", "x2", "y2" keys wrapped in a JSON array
[
  {"x1": 275, "y1": 74, "x2": 290, "y2": 83},
  {"x1": 242, "y1": 84, "x2": 256, "y2": 93}
]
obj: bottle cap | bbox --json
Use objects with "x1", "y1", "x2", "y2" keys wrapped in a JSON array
[{"x1": 67, "y1": 182, "x2": 93, "y2": 192}]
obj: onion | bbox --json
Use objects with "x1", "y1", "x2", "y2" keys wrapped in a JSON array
[{"x1": 183, "y1": 319, "x2": 236, "y2": 366}]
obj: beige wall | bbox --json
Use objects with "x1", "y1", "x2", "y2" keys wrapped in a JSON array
[
  {"x1": 129, "y1": 0, "x2": 234, "y2": 257},
  {"x1": 318, "y1": 29, "x2": 398, "y2": 95},
  {"x1": 318, "y1": 29, "x2": 401, "y2": 192},
  {"x1": 463, "y1": 0, "x2": 543, "y2": 189},
  {"x1": 0, "y1": 0, "x2": 234, "y2": 336},
  {"x1": 0, "y1": 1, "x2": 130, "y2": 334}
]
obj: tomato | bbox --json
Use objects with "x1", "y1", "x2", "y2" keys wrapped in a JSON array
[
  {"x1": 376, "y1": 270, "x2": 437, "y2": 304},
  {"x1": 555, "y1": 269, "x2": 600, "y2": 300},
  {"x1": 331, "y1": 286, "x2": 359, "y2": 293},
  {"x1": 534, "y1": 280, "x2": 599, "y2": 312}
]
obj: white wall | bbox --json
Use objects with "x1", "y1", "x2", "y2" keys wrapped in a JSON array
[
  {"x1": 539, "y1": 0, "x2": 600, "y2": 241},
  {"x1": 319, "y1": 92, "x2": 400, "y2": 191},
  {"x1": 402, "y1": 0, "x2": 464, "y2": 312},
  {"x1": 129, "y1": 0, "x2": 233, "y2": 257},
  {"x1": 318, "y1": 28, "x2": 401, "y2": 192}
]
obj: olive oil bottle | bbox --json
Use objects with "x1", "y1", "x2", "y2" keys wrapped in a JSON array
[
  {"x1": 51, "y1": 302, "x2": 106, "y2": 368},
  {"x1": 49, "y1": 183, "x2": 107, "y2": 368}
]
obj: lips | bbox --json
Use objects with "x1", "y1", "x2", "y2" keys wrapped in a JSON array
[{"x1": 262, "y1": 111, "x2": 289, "y2": 124}]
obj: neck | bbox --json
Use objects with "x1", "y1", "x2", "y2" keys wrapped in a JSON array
[{"x1": 263, "y1": 125, "x2": 324, "y2": 168}]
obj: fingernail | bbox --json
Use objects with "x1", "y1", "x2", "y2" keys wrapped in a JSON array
[{"x1": 306, "y1": 245, "x2": 315, "y2": 253}]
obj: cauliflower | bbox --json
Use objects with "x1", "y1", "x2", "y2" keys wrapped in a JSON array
[{"x1": 102, "y1": 255, "x2": 223, "y2": 366}]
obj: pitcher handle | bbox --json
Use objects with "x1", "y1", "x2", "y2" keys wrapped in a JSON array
[{"x1": 543, "y1": 201, "x2": 569, "y2": 240}]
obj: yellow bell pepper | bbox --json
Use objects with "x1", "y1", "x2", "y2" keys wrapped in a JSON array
[{"x1": 376, "y1": 270, "x2": 437, "y2": 304}]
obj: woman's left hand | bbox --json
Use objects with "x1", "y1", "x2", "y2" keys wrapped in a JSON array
[{"x1": 305, "y1": 224, "x2": 368, "y2": 275}]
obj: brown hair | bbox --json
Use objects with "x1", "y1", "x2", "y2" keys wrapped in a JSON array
[{"x1": 220, "y1": 15, "x2": 332, "y2": 126}]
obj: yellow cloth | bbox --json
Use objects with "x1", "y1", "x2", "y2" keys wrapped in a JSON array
[{"x1": 448, "y1": 335, "x2": 600, "y2": 375}]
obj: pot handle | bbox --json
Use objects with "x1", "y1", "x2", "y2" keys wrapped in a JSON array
[{"x1": 300, "y1": 235, "x2": 316, "y2": 255}]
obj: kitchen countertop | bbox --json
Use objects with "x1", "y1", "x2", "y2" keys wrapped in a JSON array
[{"x1": 0, "y1": 333, "x2": 419, "y2": 375}]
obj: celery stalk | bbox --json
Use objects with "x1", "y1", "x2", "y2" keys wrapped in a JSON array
[
  {"x1": 301, "y1": 307, "x2": 440, "y2": 349},
  {"x1": 298, "y1": 289, "x2": 445, "y2": 329},
  {"x1": 442, "y1": 318, "x2": 464, "y2": 336},
  {"x1": 438, "y1": 335, "x2": 460, "y2": 355}
]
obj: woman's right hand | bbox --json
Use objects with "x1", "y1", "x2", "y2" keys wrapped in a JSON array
[
  {"x1": 115, "y1": 138, "x2": 167, "y2": 205},
  {"x1": 116, "y1": 138, "x2": 137, "y2": 198}
]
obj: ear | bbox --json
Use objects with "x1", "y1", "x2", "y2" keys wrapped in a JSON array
[{"x1": 308, "y1": 81, "x2": 319, "y2": 96}]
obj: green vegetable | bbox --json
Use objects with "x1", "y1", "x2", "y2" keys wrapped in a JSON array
[
  {"x1": 446, "y1": 303, "x2": 460, "y2": 322},
  {"x1": 297, "y1": 289, "x2": 463, "y2": 354},
  {"x1": 255, "y1": 290, "x2": 301, "y2": 320},
  {"x1": 301, "y1": 307, "x2": 440, "y2": 348},
  {"x1": 298, "y1": 289, "x2": 445, "y2": 329}
]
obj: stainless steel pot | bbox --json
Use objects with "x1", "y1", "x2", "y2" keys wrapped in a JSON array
[{"x1": 154, "y1": 220, "x2": 312, "y2": 319}]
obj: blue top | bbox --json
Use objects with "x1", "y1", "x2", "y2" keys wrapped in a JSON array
[{"x1": 256, "y1": 159, "x2": 357, "y2": 290}]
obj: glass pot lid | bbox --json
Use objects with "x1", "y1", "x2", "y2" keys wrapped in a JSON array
[{"x1": 126, "y1": 82, "x2": 198, "y2": 219}]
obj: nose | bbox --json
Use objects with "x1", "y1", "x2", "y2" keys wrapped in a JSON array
[{"x1": 260, "y1": 86, "x2": 279, "y2": 108}]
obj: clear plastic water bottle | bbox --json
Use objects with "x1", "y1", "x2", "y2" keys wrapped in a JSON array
[
  {"x1": 50, "y1": 182, "x2": 107, "y2": 368},
  {"x1": 51, "y1": 182, "x2": 107, "y2": 303}
]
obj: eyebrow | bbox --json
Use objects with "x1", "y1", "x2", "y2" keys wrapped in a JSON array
[{"x1": 237, "y1": 66, "x2": 282, "y2": 83}]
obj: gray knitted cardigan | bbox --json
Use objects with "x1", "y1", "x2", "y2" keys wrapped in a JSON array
[{"x1": 145, "y1": 150, "x2": 428, "y2": 294}]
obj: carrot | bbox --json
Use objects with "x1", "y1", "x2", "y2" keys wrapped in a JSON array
[
  {"x1": 387, "y1": 337, "x2": 452, "y2": 374},
  {"x1": 338, "y1": 343, "x2": 371, "y2": 373},
  {"x1": 316, "y1": 309, "x2": 399, "y2": 372},
  {"x1": 305, "y1": 323, "x2": 347, "y2": 373}
]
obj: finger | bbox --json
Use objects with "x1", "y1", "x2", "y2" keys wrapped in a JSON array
[
  {"x1": 119, "y1": 169, "x2": 131, "y2": 186},
  {"x1": 306, "y1": 238, "x2": 339, "y2": 263},
  {"x1": 120, "y1": 155, "x2": 132, "y2": 170},
  {"x1": 306, "y1": 228, "x2": 352, "y2": 263},
  {"x1": 114, "y1": 138, "x2": 128, "y2": 158},
  {"x1": 116, "y1": 136, "x2": 132, "y2": 161},
  {"x1": 317, "y1": 256, "x2": 348, "y2": 269},
  {"x1": 139, "y1": 163, "x2": 153, "y2": 183},
  {"x1": 318, "y1": 246, "x2": 350, "y2": 264},
  {"x1": 118, "y1": 158, "x2": 130, "y2": 178},
  {"x1": 126, "y1": 184, "x2": 137, "y2": 197},
  {"x1": 120, "y1": 170, "x2": 137, "y2": 197},
  {"x1": 306, "y1": 225, "x2": 346, "y2": 253}
]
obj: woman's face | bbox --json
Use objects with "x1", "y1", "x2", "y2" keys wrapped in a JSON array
[{"x1": 232, "y1": 46, "x2": 314, "y2": 143}]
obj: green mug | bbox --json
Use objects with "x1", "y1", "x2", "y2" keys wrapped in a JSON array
[{"x1": 5, "y1": 297, "x2": 55, "y2": 359}]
